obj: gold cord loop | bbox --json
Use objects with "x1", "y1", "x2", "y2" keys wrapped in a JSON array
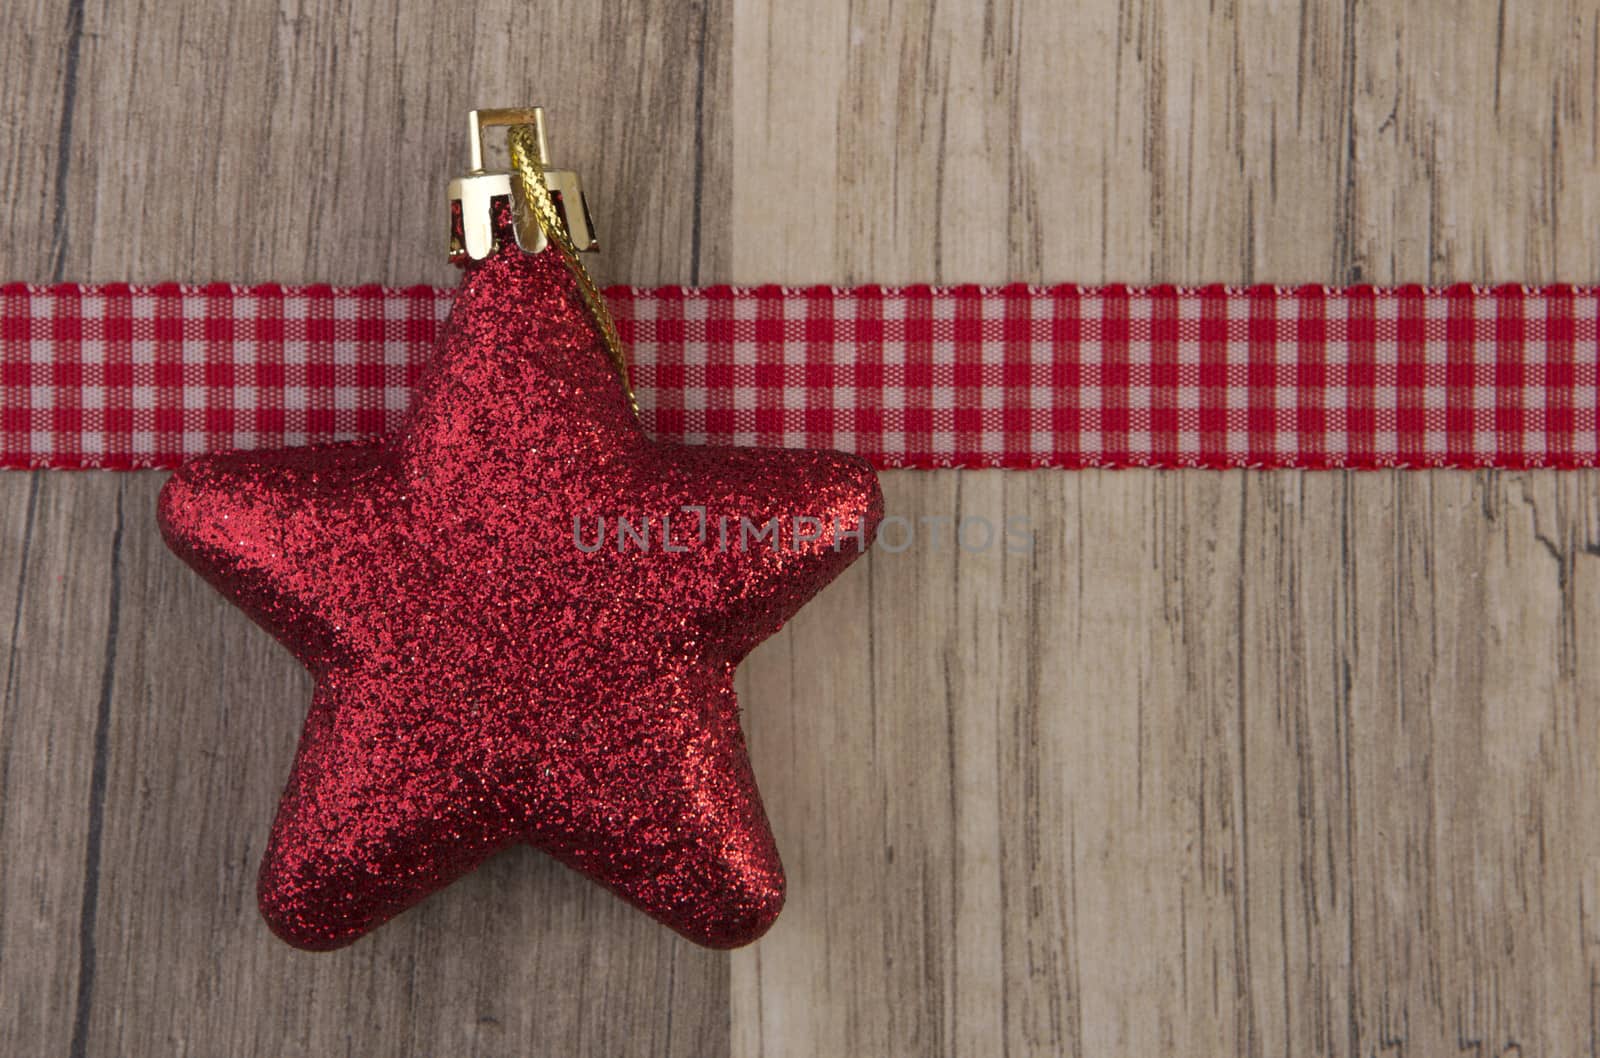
[{"x1": 507, "y1": 124, "x2": 638, "y2": 417}]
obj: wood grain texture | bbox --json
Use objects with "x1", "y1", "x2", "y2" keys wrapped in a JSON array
[
  {"x1": 726, "y1": 0, "x2": 1600, "y2": 1055},
  {"x1": 737, "y1": 473, "x2": 1600, "y2": 1057},
  {"x1": 0, "y1": 2, "x2": 733, "y2": 1057},
  {"x1": 4, "y1": 0, "x2": 1600, "y2": 1055}
]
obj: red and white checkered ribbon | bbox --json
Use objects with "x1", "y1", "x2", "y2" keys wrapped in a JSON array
[{"x1": 4, "y1": 283, "x2": 1598, "y2": 469}]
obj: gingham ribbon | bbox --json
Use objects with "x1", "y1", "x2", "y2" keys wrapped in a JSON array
[{"x1": 4, "y1": 283, "x2": 1598, "y2": 469}]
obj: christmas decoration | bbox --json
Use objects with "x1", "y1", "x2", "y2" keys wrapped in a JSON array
[
  {"x1": 11, "y1": 283, "x2": 1600, "y2": 470},
  {"x1": 157, "y1": 109, "x2": 882, "y2": 950}
]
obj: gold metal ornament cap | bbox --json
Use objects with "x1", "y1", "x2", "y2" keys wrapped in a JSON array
[{"x1": 448, "y1": 107, "x2": 599, "y2": 263}]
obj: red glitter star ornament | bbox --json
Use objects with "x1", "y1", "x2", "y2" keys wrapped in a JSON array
[{"x1": 158, "y1": 112, "x2": 881, "y2": 950}]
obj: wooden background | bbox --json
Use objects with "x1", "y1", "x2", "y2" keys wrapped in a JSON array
[{"x1": 4, "y1": 0, "x2": 1600, "y2": 1054}]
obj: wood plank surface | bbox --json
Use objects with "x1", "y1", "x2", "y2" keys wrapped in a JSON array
[
  {"x1": 1, "y1": 3, "x2": 735, "y2": 1057},
  {"x1": 4, "y1": 0, "x2": 1600, "y2": 1055}
]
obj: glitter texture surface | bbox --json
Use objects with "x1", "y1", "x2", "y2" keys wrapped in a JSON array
[{"x1": 157, "y1": 235, "x2": 882, "y2": 950}]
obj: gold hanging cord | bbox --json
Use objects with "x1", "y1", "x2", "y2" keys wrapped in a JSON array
[{"x1": 506, "y1": 123, "x2": 638, "y2": 416}]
